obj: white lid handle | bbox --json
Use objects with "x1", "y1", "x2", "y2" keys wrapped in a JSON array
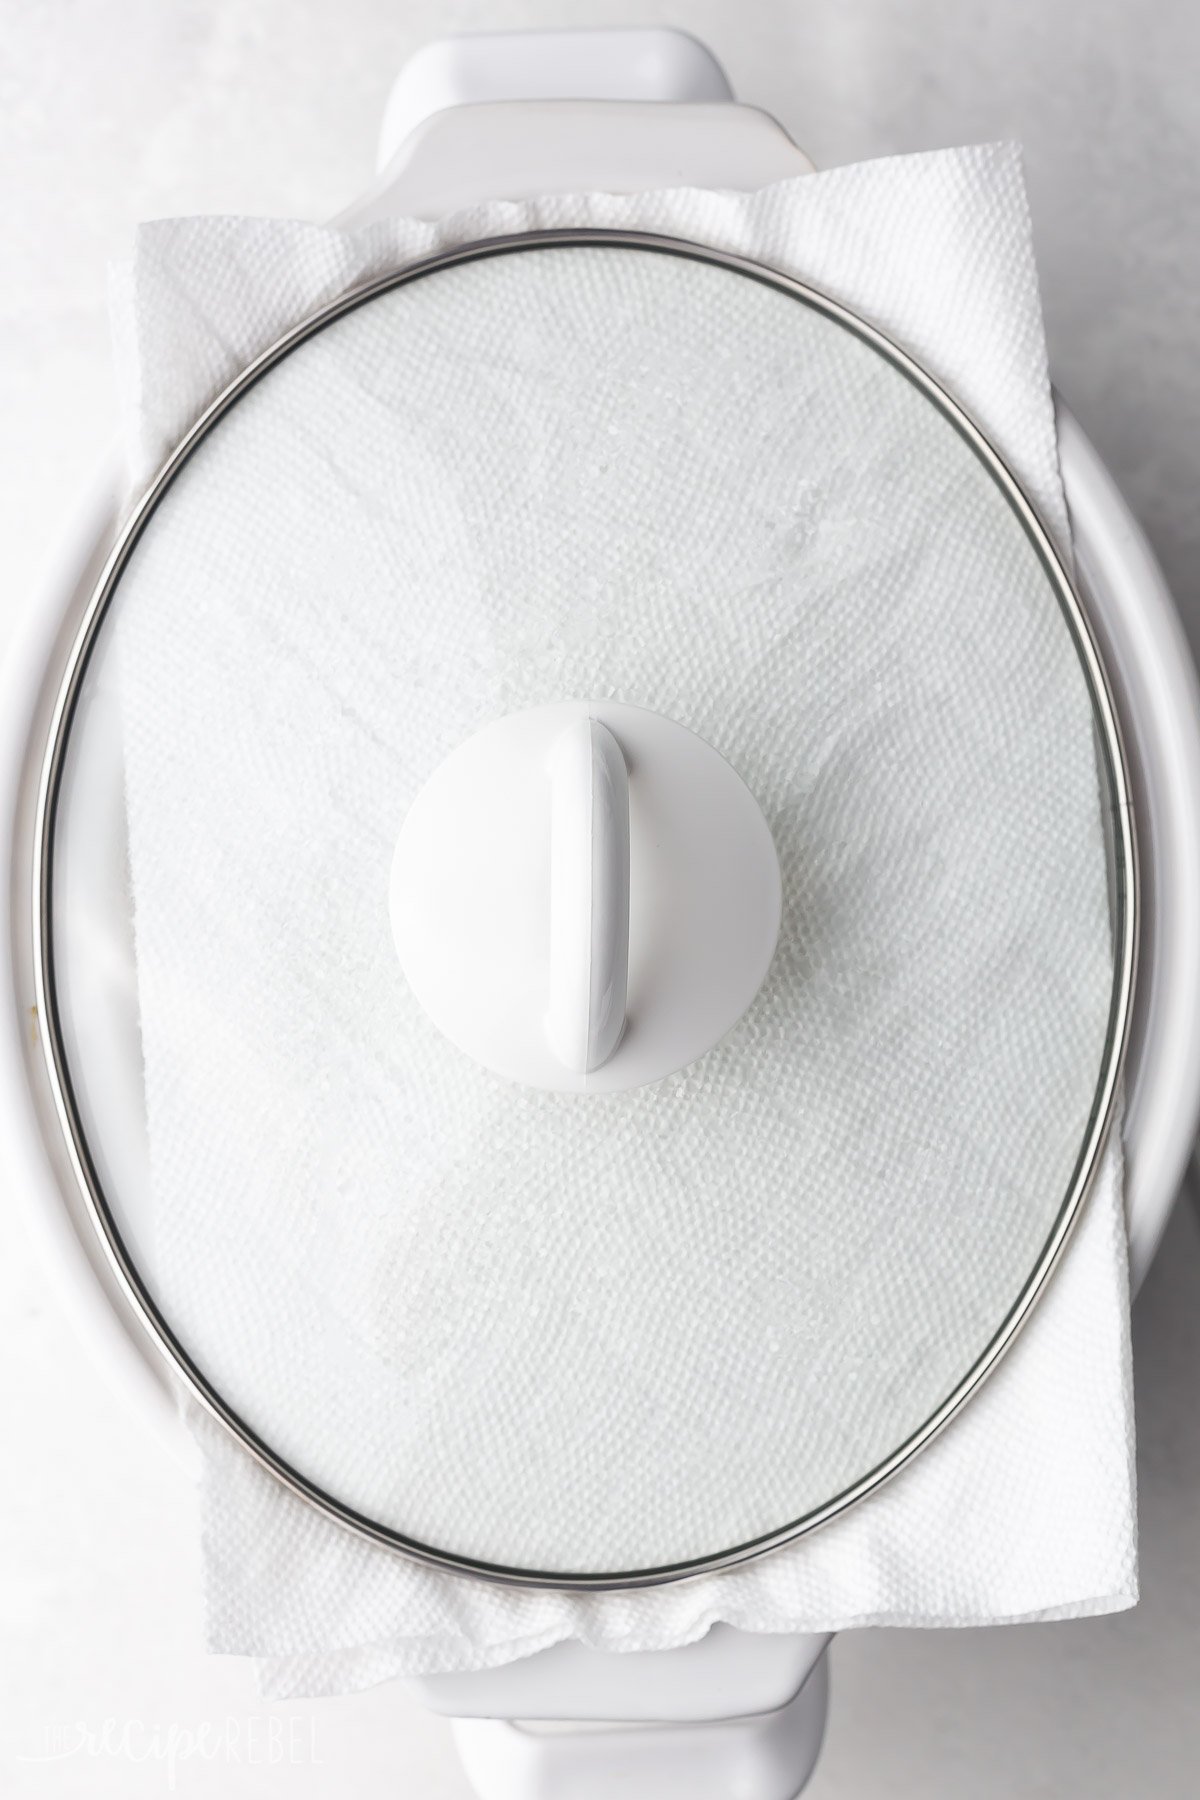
[
  {"x1": 545, "y1": 718, "x2": 630, "y2": 1074},
  {"x1": 390, "y1": 700, "x2": 780, "y2": 1094}
]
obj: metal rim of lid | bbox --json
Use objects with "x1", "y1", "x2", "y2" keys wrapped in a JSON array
[{"x1": 28, "y1": 229, "x2": 1138, "y2": 1591}]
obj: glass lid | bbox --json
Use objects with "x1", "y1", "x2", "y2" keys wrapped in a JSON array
[{"x1": 36, "y1": 234, "x2": 1134, "y2": 1586}]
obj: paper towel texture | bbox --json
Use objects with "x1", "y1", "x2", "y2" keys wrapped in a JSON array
[{"x1": 107, "y1": 144, "x2": 1135, "y2": 1690}]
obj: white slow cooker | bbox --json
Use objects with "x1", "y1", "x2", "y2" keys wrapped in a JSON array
[{"x1": 5, "y1": 28, "x2": 1200, "y2": 1800}]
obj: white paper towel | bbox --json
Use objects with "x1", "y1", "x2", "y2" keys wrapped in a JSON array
[{"x1": 109, "y1": 143, "x2": 1136, "y2": 1695}]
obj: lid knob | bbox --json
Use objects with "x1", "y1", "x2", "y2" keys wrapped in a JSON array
[{"x1": 390, "y1": 700, "x2": 781, "y2": 1093}]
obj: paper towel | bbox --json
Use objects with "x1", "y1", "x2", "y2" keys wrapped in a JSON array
[{"x1": 108, "y1": 143, "x2": 1136, "y2": 1694}]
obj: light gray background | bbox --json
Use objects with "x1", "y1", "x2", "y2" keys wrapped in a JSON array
[{"x1": 2, "y1": 1, "x2": 1197, "y2": 1794}]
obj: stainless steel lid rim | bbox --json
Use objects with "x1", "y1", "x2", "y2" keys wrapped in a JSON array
[{"x1": 29, "y1": 230, "x2": 1137, "y2": 1589}]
